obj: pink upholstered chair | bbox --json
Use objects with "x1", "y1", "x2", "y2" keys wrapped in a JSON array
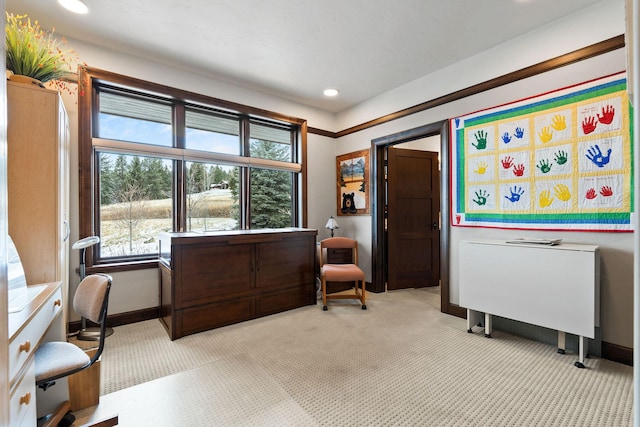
[{"x1": 319, "y1": 237, "x2": 366, "y2": 311}]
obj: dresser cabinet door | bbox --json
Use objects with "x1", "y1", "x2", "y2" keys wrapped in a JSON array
[{"x1": 177, "y1": 243, "x2": 254, "y2": 307}]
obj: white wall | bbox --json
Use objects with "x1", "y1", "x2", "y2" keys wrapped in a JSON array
[{"x1": 333, "y1": 0, "x2": 631, "y2": 347}]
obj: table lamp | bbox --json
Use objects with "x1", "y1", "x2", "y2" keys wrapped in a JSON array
[{"x1": 325, "y1": 216, "x2": 340, "y2": 237}]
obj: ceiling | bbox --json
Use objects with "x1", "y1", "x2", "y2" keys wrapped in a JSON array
[{"x1": 6, "y1": 0, "x2": 605, "y2": 113}]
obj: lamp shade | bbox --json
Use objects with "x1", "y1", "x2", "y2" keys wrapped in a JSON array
[
  {"x1": 325, "y1": 216, "x2": 339, "y2": 237},
  {"x1": 325, "y1": 216, "x2": 340, "y2": 230}
]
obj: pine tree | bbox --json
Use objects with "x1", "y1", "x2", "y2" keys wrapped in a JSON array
[
  {"x1": 99, "y1": 153, "x2": 116, "y2": 205},
  {"x1": 127, "y1": 156, "x2": 146, "y2": 196},
  {"x1": 249, "y1": 140, "x2": 292, "y2": 228},
  {"x1": 142, "y1": 157, "x2": 171, "y2": 200},
  {"x1": 113, "y1": 155, "x2": 129, "y2": 202}
]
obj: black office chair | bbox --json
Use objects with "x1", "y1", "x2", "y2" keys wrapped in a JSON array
[{"x1": 35, "y1": 274, "x2": 112, "y2": 391}]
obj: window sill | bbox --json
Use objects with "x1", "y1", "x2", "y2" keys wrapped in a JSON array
[{"x1": 84, "y1": 259, "x2": 159, "y2": 275}]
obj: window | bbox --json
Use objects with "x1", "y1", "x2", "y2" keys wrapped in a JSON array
[
  {"x1": 185, "y1": 161, "x2": 239, "y2": 232},
  {"x1": 98, "y1": 152, "x2": 173, "y2": 258},
  {"x1": 185, "y1": 108, "x2": 240, "y2": 155},
  {"x1": 79, "y1": 68, "x2": 307, "y2": 269}
]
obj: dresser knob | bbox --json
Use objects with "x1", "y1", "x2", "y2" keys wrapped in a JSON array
[
  {"x1": 19, "y1": 392, "x2": 31, "y2": 405},
  {"x1": 54, "y1": 299, "x2": 61, "y2": 307},
  {"x1": 20, "y1": 392, "x2": 31, "y2": 405},
  {"x1": 18, "y1": 340, "x2": 30, "y2": 353}
]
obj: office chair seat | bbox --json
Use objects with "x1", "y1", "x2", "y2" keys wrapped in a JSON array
[{"x1": 35, "y1": 342, "x2": 91, "y2": 384}]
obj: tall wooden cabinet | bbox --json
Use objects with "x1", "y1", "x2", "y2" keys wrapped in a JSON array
[{"x1": 7, "y1": 82, "x2": 70, "y2": 326}]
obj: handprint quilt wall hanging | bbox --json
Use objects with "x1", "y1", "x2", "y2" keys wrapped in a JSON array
[{"x1": 450, "y1": 72, "x2": 633, "y2": 231}]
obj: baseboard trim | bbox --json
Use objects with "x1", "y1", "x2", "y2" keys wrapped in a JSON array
[
  {"x1": 446, "y1": 303, "x2": 467, "y2": 319},
  {"x1": 602, "y1": 341, "x2": 633, "y2": 366},
  {"x1": 68, "y1": 307, "x2": 160, "y2": 333}
]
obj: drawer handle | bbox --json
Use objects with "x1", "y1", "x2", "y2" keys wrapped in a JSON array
[
  {"x1": 19, "y1": 340, "x2": 31, "y2": 353},
  {"x1": 19, "y1": 392, "x2": 31, "y2": 406},
  {"x1": 54, "y1": 299, "x2": 61, "y2": 307}
]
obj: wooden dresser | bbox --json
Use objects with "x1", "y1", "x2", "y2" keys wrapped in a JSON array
[
  {"x1": 159, "y1": 228, "x2": 318, "y2": 340},
  {"x1": 8, "y1": 282, "x2": 64, "y2": 427}
]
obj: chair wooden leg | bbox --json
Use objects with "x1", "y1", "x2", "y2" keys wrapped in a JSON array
[
  {"x1": 361, "y1": 279, "x2": 367, "y2": 309},
  {"x1": 321, "y1": 274, "x2": 328, "y2": 311}
]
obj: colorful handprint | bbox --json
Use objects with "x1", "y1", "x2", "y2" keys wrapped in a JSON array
[
  {"x1": 553, "y1": 184, "x2": 571, "y2": 202},
  {"x1": 502, "y1": 132, "x2": 511, "y2": 144},
  {"x1": 582, "y1": 116, "x2": 597, "y2": 134},
  {"x1": 474, "y1": 162, "x2": 488, "y2": 174},
  {"x1": 513, "y1": 164, "x2": 525, "y2": 177},
  {"x1": 514, "y1": 127, "x2": 524, "y2": 139},
  {"x1": 473, "y1": 190, "x2": 489, "y2": 206},
  {"x1": 505, "y1": 186, "x2": 524, "y2": 203},
  {"x1": 472, "y1": 130, "x2": 487, "y2": 150},
  {"x1": 597, "y1": 105, "x2": 615, "y2": 125},
  {"x1": 501, "y1": 156, "x2": 514, "y2": 169},
  {"x1": 554, "y1": 150, "x2": 568, "y2": 165},
  {"x1": 539, "y1": 190, "x2": 554, "y2": 208},
  {"x1": 536, "y1": 159, "x2": 552, "y2": 174},
  {"x1": 600, "y1": 186, "x2": 613, "y2": 197},
  {"x1": 538, "y1": 126, "x2": 553, "y2": 144},
  {"x1": 551, "y1": 115, "x2": 567, "y2": 131},
  {"x1": 585, "y1": 144, "x2": 612, "y2": 168},
  {"x1": 585, "y1": 188, "x2": 597, "y2": 200}
]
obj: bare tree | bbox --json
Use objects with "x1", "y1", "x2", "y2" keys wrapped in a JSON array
[{"x1": 112, "y1": 182, "x2": 148, "y2": 253}]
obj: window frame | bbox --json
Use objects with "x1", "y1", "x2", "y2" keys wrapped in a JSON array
[{"x1": 79, "y1": 67, "x2": 308, "y2": 273}]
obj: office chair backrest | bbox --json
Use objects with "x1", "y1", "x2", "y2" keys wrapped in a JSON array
[
  {"x1": 74, "y1": 273, "x2": 110, "y2": 323},
  {"x1": 75, "y1": 273, "x2": 112, "y2": 365}
]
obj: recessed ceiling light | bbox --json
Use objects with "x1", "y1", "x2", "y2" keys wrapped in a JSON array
[
  {"x1": 58, "y1": 0, "x2": 89, "y2": 14},
  {"x1": 323, "y1": 88, "x2": 339, "y2": 97}
]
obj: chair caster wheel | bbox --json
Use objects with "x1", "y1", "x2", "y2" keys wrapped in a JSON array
[
  {"x1": 362, "y1": 305, "x2": 367, "y2": 310},
  {"x1": 322, "y1": 305, "x2": 328, "y2": 311},
  {"x1": 574, "y1": 361, "x2": 585, "y2": 369}
]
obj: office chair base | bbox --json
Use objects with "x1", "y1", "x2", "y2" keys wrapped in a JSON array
[
  {"x1": 78, "y1": 326, "x2": 114, "y2": 341},
  {"x1": 58, "y1": 412, "x2": 76, "y2": 427}
]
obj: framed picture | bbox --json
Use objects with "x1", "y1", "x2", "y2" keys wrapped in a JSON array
[{"x1": 336, "y1": 149, "x2": 370, "y2": 215}]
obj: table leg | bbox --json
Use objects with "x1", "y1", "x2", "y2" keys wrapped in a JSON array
[
  {"x1": 484, "y1": 313, "x2": 492, "y2": 338},
  {"x1": 557, "y1": 331, "x2": 566, "y2": 354},
  {"x1": 574, "y1": 336, "x2": 588, "y2": 368},
  {"x1": 466, "y1": 309, "x2": 483, "y2": 333}
]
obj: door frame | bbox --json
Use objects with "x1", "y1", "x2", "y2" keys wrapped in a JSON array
[{"x1": 371, "y1": 119, "x2": 460, "y2": 316}]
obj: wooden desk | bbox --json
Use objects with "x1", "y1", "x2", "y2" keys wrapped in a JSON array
[
  {"x1": 459, "y1": 240, "x2": 600, "y2": 368},
  {"x1": 8, "y1": 282, "x2": 64, "y2": 427}
]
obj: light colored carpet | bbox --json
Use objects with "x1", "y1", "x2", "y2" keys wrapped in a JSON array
[{"x1": 92, "y1": 289, "x2": 632, "y2": 426}]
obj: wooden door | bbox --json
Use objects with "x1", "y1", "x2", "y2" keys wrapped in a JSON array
[{"x1": 387, "y1": 147, "x2": 440, "y2": 290}]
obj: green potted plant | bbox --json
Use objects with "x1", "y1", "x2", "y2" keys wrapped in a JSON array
[{"x1": 5, "y1": 12, "x2": 81, "y2": 94}]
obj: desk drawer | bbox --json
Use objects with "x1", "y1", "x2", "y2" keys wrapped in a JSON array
[
  {"x1": 10, "y1": 360, "x2": 36, "y2": 427},
  {"x1": 9, "y1": 286, "x2": 63, "y2": 386}
]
